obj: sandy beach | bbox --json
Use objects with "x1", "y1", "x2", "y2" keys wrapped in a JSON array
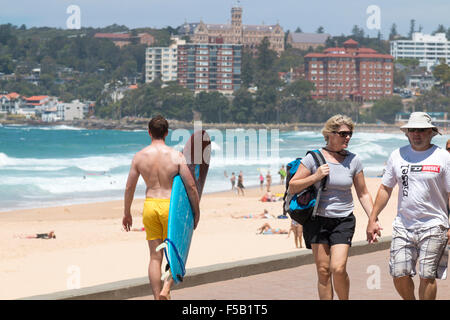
[{"x1": 0, "y1": 177, "x2": 398, "y2": 299}]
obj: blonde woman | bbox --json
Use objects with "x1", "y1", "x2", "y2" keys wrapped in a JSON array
[{"x1": 289, "y1": 115, "x2": 375, "y2": 300}]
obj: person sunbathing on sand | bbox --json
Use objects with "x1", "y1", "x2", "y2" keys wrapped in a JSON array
[
  {"x1": 231, "y1": 209, "x2": 274, "y2": 219},
  {"x1": 16, "y1": 231, "x2": 56, "y2": 239},
  {"x1": 257, "y1": 223, "x2": 288, "y2": 235}
]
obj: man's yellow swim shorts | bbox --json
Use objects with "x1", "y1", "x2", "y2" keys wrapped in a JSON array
[{"x1": 142, "y1": 198, "x2": 170, "y2": 241}]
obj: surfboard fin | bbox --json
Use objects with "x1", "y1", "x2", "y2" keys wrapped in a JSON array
[
  {"x1": 156, "y1": 242, "x2": 167, "y2": 252},
  {"x1": 161, "y1": 270, "x2": 171, "y2": 281}
]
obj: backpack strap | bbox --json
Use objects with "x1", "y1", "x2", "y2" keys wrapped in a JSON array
[
  {"x1": 306, "y1": 150, "x2": 328, "y2": 191},
  {"x1": 306, "y1": 149, "x2": 328, "y2": 219}
]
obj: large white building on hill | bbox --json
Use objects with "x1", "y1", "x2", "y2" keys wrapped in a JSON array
[{"x1": 390, "y1": 32, "x2": 450, "y2": 70}]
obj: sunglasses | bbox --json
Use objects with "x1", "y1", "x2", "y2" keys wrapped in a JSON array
[
  {"x1": 407, "y1": 128, "x2": 429, "y2": 133},
  {"x1": 333, "y1": 131, "x2": 353, "y2": 138}
]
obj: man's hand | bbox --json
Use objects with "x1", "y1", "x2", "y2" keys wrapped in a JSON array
[
  {"x1": 366, "y1": 220, "x2": 382, "y2": 244},
  {"x1": 122, "y1": 214, "x2": 132, "y2": 232}
]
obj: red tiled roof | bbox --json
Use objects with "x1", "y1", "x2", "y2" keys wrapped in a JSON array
[
  {"x1": 358, "y1": 48, "x2": 377, "y2": 53},
  {"x1": 358, "y1": 53, "x2": 394, "y2": 59},
  {"x1": 6, "y1": 92, "x2": 20, "y2": 99},
  {"x1": 26, "y1": 95, "x2": 49, "y2": 101},
  {"x1": 304, "y1": 53, "x2": 353, "y2": 58},
  {"x1": 344, "y1": 39, "x2": 359, "y2": 45}
]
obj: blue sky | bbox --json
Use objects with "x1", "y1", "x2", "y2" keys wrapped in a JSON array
[{"x1": 1, "y1": 0, "x2": 448, "y2": 38}]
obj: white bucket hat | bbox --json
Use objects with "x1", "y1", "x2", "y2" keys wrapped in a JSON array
[{"x1": 400, "y1": 112, "x2": 441, "y2": 136}]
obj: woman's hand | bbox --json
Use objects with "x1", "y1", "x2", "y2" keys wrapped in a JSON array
[{"x1": 315, "y1": 164, "x2": 330, "y2": 180}]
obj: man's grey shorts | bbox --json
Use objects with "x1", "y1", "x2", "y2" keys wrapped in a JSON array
[{"x1": 390, "y1": 225, "x2": 449, "y2": 280}]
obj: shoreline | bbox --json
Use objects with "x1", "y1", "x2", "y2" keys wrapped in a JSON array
[{"x1": 0, "y1": 118, "x2": 420, "y2": 133}]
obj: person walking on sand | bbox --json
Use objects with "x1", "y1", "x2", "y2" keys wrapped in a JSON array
[
  {"x1": 288, "y1": 114, "x2": 375, "y2": 300},
  {"x1": 122, "y1": 115, "x2": 200, "y2": 300},
  {"x1": 230, "y1": 172, "x2": 236, "y2": 191},
  {"x1": 237, "y1": 171, "x2": 245, "y2": 196},
  {"x1": 288, "y1": 220, "x2": 303, "y2": 248},
  {"x1": 279, "y1": 165, "x2": 287, "y2": 185},
  {"x1": 366, "y1": 112, "x2": 450, "y2": 300},
  {"x1": 259, "y1": 172, "x2": 264, "y2": 191},
  {"x1": 266, "y1": 171, "x2": 272, "y2": 192}
]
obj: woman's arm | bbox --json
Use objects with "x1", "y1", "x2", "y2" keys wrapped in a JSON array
[
  {"x1": 353, "y1": 170, "x2": 374, "y2": 218},
  {"x1": 288, "y1": 163, "x2": 329, "y2": 195}
]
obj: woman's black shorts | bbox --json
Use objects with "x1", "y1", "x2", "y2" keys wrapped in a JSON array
[{"x1": 303, "y1": 213, "x2": 356, "y2": 249}]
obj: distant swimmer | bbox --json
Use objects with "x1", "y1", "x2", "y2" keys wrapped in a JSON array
[{"x1": 122, "y1": 115, "x2": 200, "y2": 300}]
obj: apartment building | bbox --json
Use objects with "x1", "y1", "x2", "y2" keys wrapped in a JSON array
[
  {"x1": 390, "y1": 32, "x2": 450, "y2": 70},
  {"x1": 304, "y1": 39, "x2": 394, "y2": 102},
  {"x1": 177, "y1": 42, "x2": 242, "y2": 95},
  {"x1": 145, "y1": 37, "x2": 185, "y2": 83}
]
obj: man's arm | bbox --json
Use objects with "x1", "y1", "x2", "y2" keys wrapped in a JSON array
[
  {"x1": 178, "y1": 153, "x2": 201, "y2": 229},
  {"x1": 123, "y1": 155, "x2": 140, "y2": 231},
  {"x1": 366, "y1": 184, "x2": 393, "y2": 243}
]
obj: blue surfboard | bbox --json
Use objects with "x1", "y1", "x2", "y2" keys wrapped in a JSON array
[{"x1": 157, "y1": 130, "x2": 210, "y2": 284}]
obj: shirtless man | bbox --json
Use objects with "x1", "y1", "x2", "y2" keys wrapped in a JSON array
[{"x1": 122, "y1": 115, "x2": 200, "y2": 300}]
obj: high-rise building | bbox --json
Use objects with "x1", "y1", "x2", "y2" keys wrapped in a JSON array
[
  {"x1": 304, "y1": 39, "x2": 394, "y2": 102},
  {"x1": 177, "y1": 42, "x2": 242, "y2": 95},
  {"x1": 145, "y1": 37, "x2": 185, "y2": 83},
  {"x1": 179, "y1": 6, "x2": 284, "y2": 54},
  {"x1": 390, "y1": 32, "x2": 450, "y2": 70}
]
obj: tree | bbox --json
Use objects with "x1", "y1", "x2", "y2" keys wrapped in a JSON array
[
  {"x1": 414, "y1": 89, "x2": 450, "y2": 112},
  {"x1": 433, "y1": 62, "x2": 450, "y2": 84},
  {"x1": 254, "y1": 37, "x2": 279, "y2": 88},
  {"x1": 351, "y1": 25, "x2": 364, "y2": 39},
  {"x1": 229, "y1": 88, "x2": 255, "y2": 123},
  {"x1": 295, "y1": 27, "x2": 302, "y2": 33},
  {"x1": 194, "y1": 91, "x2": 230, "y2": 123},
  {"x1": 432, "y1": 24, "x2": 446, "y2": 35},
  {"x1": 316, "y1": 26, "x2": 325, "y2": 34},
  {"x1": 408, "y1": 19, "x2": 416, "y2": 39},
  {"x1": 241, "y1": 48, "x2": 254, "y2": 87},
  {"x1": 371, "y1": 96, "x2": 403, "y2": 123},
  {"x1": 278, "y1": 80, "x2": 316, "y2": 122}
]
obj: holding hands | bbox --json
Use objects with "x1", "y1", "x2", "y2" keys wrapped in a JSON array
[{"x1": 366, "y1": 219, "x2": 383, "y2": 244}]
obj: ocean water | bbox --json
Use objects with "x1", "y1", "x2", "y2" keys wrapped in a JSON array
[{"x1": 0, "y1": 124, "x2": 447, "y2": 212}]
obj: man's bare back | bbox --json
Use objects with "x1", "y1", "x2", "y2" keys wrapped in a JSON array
[
  {"x1": 123, "y1": 138, "x2": 200, "y2": 230},
  {"x1": 134, "y1": 143, "x2": 181, "y2": 199}
]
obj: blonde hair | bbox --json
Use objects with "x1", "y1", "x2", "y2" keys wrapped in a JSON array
[{"x1": 322, "y1": 114, "x2": 354, "y2": 143}]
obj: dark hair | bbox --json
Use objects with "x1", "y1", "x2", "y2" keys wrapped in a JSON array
[{"x1": 148, "y1": 115, "x2": 169, "y2": 139}]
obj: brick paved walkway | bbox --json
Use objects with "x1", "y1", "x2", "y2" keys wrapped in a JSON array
[{"x1": 132, "y1": 249, "x2": 450, "y2": 300}]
